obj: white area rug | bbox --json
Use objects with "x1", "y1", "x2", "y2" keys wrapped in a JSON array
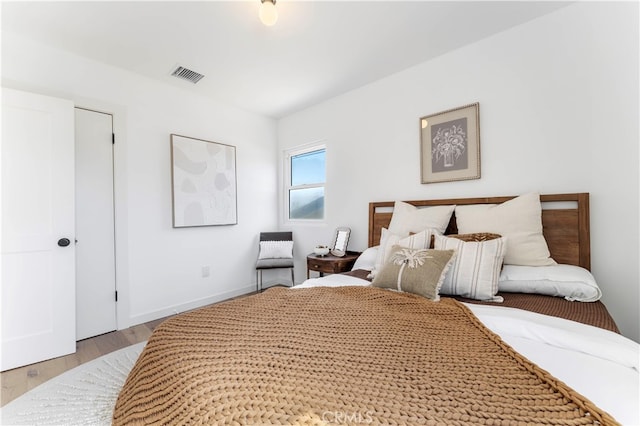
[{"x1": 1, "y1": 341, "x2": 145, "y2": 426}]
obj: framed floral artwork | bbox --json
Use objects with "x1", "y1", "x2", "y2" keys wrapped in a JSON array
[{"x1": 420, "y1": 103, "x2": 480, "y2": 184}]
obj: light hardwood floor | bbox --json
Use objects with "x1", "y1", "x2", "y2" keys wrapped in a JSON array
[
  {"x1": 0, "y1": 287, "x2": 269, "y2": 407},
  {"x1": 0, "y1": 315, "x2": 168, "y2": 407}
]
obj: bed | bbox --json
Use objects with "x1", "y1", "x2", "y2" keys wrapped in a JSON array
[{"x1": 113, "y1": 193, "x2": 639, "y2": 425}]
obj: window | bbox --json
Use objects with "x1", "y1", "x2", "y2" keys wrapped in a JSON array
[{"x1": 285, "y1": 145, "x2": 326, "y2": 220}]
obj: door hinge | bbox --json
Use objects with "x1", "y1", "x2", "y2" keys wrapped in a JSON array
[
  {"x1": 115, "y1": 290, "x2": 118, "y2": 302},
  {"x1": 112, "y1": 133, "x2": 115, "y2": 144}
]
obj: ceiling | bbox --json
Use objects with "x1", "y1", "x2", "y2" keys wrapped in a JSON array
[{"x1": 1, "y1": 1, "x2": 568, "y2": 118}]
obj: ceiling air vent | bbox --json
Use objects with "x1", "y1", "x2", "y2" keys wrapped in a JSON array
[{"x1": 171, "y1": 66, "x2": 205, "y2": 84}]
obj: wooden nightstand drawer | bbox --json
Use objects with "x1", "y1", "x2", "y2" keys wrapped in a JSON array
[
  {"x1": 307, "y1": 261, "x2": 339, "y2": 274},
  {"x1": 306, "y1": 251, "x2": 361, "y2": 278}
]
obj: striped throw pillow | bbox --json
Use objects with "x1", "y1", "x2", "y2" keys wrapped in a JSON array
[{"x1": 434, "y1": 234, "x2": 507, "y2": 302}]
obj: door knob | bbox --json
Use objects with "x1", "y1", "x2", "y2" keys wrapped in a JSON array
[{"x1": 57, "y1": 238, "x2": 71, "y2": 247}]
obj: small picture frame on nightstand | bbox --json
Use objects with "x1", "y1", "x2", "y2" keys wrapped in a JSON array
[{"x1": 331, "y1": 227, "x2": 350, "y2": 257}]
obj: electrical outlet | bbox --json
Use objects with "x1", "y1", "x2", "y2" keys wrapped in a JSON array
[{"x1": 202, "y1": 266, "x2": 210, "y2": 277}]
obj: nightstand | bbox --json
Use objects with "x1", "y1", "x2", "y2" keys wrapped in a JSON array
[{"x1": 306, "y1": 251, "x2": 361, "y2": 278}]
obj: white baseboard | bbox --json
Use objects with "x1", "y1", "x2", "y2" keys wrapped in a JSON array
[
  {"x1": 124, "y1": 284, "x2": 255, "y2": 329},
  {"x1": 123, "y1": 279, "x2": 298, "y2": 330}
]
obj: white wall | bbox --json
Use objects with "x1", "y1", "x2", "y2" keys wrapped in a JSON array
[
  {"x1": 2, "y1": 2, "x2": 638, "y2": 341},
  {"x1": 278, "y1": 2, "x2": 640, "y2": 341},
  {"x1": 2, "y1": 32, "x2": 279, "y2": 328}
]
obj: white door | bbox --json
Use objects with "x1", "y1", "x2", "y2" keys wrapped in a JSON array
[
  {"x1": 1, "y1": 88, "x2": 76, "y2": 371},
  {"x1": 75, "y1": 108, "x2": 117, "y2": 340}
]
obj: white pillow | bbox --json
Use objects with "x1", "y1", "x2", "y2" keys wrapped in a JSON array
[
  {"x1": 388, "y1": 201, "x2": 455, "y2": 236},
  {"x1": 369, "y1": 228, "x2": 436, "y2": 279},
  {"x1": 351, "y1": 246, "x2": 378, "y2": 271},
  {"x1": 258, "y1": 240, "x2": 293, "y2": 259},
  {"x1": 499, "y1": 264, "x2": 602, "y2": 302},
  {"x1": 434, "y1": 234, "x2": 507, "y2": 302},
  {"x1": 454, "y1": 192, "x2": 555, "y2": 266}
]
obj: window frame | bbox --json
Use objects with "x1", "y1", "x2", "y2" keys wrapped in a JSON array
[{"x1": 283, "y1": 143, "x2": 326, "y2": 224}]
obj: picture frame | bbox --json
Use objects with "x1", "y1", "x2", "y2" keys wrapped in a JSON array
[
  {"x1": 331, "y1": 227, "x2": 351, "y2": 257},
  {"x1": 420, "y1": 102, "x2": 480, "y2": 184},
  {"x1": 170, "y1": 134, "x2": 237, "y2": 227}
]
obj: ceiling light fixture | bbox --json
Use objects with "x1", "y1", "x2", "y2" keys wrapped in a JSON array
[{"x1": 259, "y1": 0, "x2": 278, "y2": 26}]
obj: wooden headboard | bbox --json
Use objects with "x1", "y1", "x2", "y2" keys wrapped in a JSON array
[{"x1": 368, "y1": 193, "x2": 590, "y2": 270}]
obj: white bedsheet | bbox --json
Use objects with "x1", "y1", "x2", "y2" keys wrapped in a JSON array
[
  {"x1": 296, "y1": 274, "x2": 369, "y2": 288},
  {"x1": 294, "y1": 275, "x2": 640, "y2": 425}
]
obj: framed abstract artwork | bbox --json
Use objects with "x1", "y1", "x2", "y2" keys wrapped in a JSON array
[
  {"x1": 420, "y1": 102, "x2": 480, "y2": 184},
  {"x1": 170, "y1": 134, "x2": 237, "y2": 227}
]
